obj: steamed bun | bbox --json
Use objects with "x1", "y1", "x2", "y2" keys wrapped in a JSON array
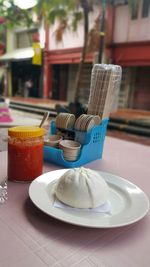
[{"x1": 55, "y1": 167, "x2": 109, "y2": 208}]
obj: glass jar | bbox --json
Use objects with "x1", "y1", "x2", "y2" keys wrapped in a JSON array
[{"x1": 8, "y1": 126, "x2": 44, "y2": 182}]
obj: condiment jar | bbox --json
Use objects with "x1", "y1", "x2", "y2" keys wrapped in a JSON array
[{"x1": 8, "y1": 126, "x2": 44, "y2": 182}]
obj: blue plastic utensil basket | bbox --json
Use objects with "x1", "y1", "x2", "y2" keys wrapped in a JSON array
[{"x1": 44, "y1": 118, "x2": 108, "y2": 168}]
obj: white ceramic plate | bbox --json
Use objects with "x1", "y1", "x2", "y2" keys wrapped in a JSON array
[{"x1": 29, "y1": 169, "x2": 149, "y2": 228}]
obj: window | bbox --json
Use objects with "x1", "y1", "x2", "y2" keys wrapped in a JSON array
[
  {"x1": 16, "y1": 29, "x2": 38, "y2": 49},
  {"x1": 130, "y1": 1, "x2": 139, "y2": 20},
  {"x1": 113, "y1": 0, "x2": 128, "y2": 5},
  {"x1": 142, "y1": 0, "x2": 150, "y2": 18}
]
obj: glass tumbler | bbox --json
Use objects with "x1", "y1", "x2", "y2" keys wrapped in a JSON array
[
  {"x1": 8, "y1": 126, "x2": 44, "y2": 182},
  {"x1": 0, "y1": 177, "x2": 7, "y2": 203}
]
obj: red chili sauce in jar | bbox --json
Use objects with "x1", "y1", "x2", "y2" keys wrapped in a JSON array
[{"x1": 8, "y1": 126, "x2": 44, "y2": 182}]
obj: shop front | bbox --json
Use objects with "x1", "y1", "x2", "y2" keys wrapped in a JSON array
[
  {"x1": 111, "y1": 41, "x2": 150, "y2": 110},
  {"x1": 0, "y1": 47, "x2": 42, "y2": 98}
]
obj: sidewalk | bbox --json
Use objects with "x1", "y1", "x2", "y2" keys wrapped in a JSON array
[
  {"x1": 110, "y1": 109, "x2": 150, "y2": 125},
  {"x1": 4, "y1": 96, "x2": 150, "y2": 145},
  {"x1": 8, "y1": 96, "x2": 150, "y2": 123},
  {"x1": 8, "y1": 96, "x2": 68, "y2": 110}
]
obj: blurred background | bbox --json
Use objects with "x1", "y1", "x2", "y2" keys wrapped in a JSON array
[{"x1": 0, "y1": 0, "x2": 150, "y2": 147}]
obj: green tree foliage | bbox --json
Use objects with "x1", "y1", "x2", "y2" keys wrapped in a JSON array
[{"x1": 0, "y1": 0, "x2": 34, "y2": 28}]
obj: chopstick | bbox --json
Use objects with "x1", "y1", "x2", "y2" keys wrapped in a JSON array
[{"x1": 39, "y1": 112, "x2": 49, "y2": 128}]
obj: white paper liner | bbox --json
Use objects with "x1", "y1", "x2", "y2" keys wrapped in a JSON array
[{"x1": 54, "y1": 197, "x2": 112, "y2": 214}]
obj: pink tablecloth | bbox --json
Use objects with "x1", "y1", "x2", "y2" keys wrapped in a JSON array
[{"x1": 0, "y1": 137, "x2": 150, "y2": 267}]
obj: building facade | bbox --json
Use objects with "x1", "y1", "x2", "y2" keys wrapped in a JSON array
[
  {"x1": 0, "y1": 24, "x2": 44, "y2": 98},
  {"x1": 43, "y1": 0, "x2": 150, "y2": 111},
  {"x1": 0, "y1": 1, "x2": 149, "y2": 111},
  {"x1": 43, "y1": 4, "x2": 104, "y2": 105},
  {"x1": 109, "y1": 0, "x2": 150, "y2": 110}
]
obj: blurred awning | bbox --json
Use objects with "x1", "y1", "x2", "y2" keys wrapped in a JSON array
[
  {"x1": 111, "y1": 41, "x2": 150, "y2": 66},
  {"x1": 0, "y1": 47, "x2": 34, "y2": 62}
]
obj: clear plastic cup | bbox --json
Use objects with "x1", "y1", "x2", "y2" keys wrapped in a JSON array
[{"x1": 0, "y1": 177, "x2": 8, "y2": 203}]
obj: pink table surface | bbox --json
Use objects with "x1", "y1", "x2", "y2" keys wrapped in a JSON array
[{"x1": 0, "y1": 136, "x2": 150, "y2": 267}]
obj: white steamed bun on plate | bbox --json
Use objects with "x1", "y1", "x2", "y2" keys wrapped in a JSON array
[{"x1": 55, "y1": 167, "x2": 109, "y2": 208}]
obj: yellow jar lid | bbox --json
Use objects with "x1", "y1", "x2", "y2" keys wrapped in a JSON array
[{"x1": 8, "y1": 126, "x2": 44, "y2": 138}]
